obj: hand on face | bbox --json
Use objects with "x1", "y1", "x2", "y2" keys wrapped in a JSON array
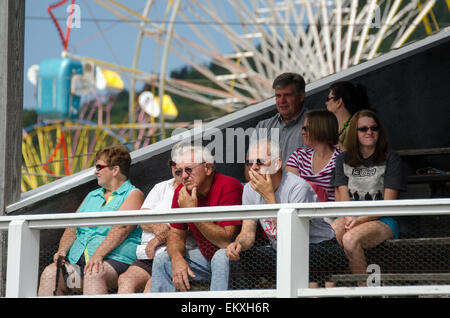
[
  {"x1": 246, "y1": 143, "x2": 280, "y2": 203},
  {"x1": 178, "y1": 185, "x2": 198, "y2": 208},
  {"x1": 175, "y1": 151, "x2": 210, "y2": 194},
  {"x1": 248, "y1": 169, "x2": 276, "y2": 203}
]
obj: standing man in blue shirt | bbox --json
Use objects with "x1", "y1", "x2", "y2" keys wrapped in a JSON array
[{"x1": 253, "y1": 72, "x2": 307, "y2": 169}]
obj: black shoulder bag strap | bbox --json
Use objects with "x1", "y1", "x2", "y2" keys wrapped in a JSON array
[{"x1": 53, "y1": 256, "x2": 69, "y2": 296}]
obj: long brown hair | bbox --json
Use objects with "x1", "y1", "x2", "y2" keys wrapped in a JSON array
[{"x1": 345, "y1": 109, "x2": 388, "y2": 167}]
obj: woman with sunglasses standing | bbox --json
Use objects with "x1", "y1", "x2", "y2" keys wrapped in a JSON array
[
  {"x1": 285, "y1": 109, "x2": 341, "y2": 202},
  {"x1": 325, "y1": 81, "x2": 370, "y2": 150},
  {"x1": 330, "y1": 109, "x2": 406, "y2": 286},
  {"x1": 38, "y1": 145, "x2": 145, "y2": 296}
]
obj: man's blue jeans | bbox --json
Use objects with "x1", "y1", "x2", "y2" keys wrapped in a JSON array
[{"x1": 150, "y1": 248, "x2": 230, "y2": 292}]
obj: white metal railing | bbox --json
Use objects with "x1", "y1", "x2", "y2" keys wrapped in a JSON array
[{"x1": 1, "y1": 198, "x2": 450, "y2": 298}]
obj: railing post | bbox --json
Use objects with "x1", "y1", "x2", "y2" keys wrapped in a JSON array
[
  {"x1": 6, "y1": 219, "x2": 40, "y2": 297},
  {"x1": 276, "y1": 208, "x2": 309, "y2": 298}
]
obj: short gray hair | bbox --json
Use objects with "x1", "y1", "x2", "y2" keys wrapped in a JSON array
[
  {"x1": 248, "y1": 138, "x2": 281, "y2": 161},
  {"x1": 171, "y1": 141, "x2": 215, "y2": 165}
]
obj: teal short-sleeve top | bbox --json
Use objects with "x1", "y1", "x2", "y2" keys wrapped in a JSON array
[{"x1": 66, "y1": 179, "x2": 142, "y2": 265}]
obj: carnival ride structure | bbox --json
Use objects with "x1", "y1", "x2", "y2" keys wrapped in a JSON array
[{"x1": 22, "y1": 0, "x2": 450, "y2": 192}]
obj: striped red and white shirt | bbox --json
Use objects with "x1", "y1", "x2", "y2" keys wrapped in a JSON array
[{"x1": 286, "y1": 147, "x2": 341, "y2": 201}]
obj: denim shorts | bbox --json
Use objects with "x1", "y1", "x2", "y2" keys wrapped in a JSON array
[{"x1": 379, "y1": 216, "x2": 399, "y2": 239}]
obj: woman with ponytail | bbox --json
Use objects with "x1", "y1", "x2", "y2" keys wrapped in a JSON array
[{"x1": 325, "y1": 81, "x2": 370, "y2": 150}]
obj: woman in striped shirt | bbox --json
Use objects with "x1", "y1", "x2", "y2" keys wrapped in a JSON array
[{"x1": 285, "y1": 109, "x2": 340, "y2": 201}]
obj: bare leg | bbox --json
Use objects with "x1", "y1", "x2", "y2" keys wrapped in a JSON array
[
  {"x1": 117, "y1": 265, "x2": 151, "y2": 294},
  {"x1": 342, "y1": 221, "x2": 394, "y2": 286},
  {"x1": 143, "y1": 276, "x2": 152, "y2": 293},
  {"x1": 38, "y1": 263, "x2": 67, "y2": 296},
  {"x1": 331, "y1": 217, "x2": 347, "y2": 246},
  {"x1": 83, "y1": 261, "x2": 118, "y2": 295},
  {"x1": 38, "y1": 263, "x2": 82, "y2": 296}
]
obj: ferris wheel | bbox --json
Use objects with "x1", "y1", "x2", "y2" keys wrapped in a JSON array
[
  {"x1": 22, "y1": 0, "x2": 448, "y2": 192},
  {"x1": 72, "y1": 0, "x2": 445, "y2": 127}
]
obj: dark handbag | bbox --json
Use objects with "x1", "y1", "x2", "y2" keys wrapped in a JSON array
[{"x1": 53, "y1": 256, "x2": 69, "y2": 296}]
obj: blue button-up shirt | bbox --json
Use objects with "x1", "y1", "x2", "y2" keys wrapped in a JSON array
[{"x1": 255, "y1": 108, "x2": 307, "y2": 167}]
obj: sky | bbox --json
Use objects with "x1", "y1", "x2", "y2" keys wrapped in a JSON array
[{"x1": 23, "y1": 0, "x2": 234, "y2": 110}]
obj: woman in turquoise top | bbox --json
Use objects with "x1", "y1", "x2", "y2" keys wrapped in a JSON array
[{"x1": 38, "y1": 145, "x2": 144, "y2": 296}]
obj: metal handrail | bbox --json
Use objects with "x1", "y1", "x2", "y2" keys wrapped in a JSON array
[{"x1": 1, "y1": 198, "x2": 450, "y2": 298}]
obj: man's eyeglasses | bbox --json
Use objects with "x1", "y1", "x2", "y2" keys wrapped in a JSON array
[
  {"x1": 174, "y1": 163, "x2": 203, "y2": 176},
  {"x1": 357, "y1": 125, "x2": 379, "y2": 133},
  {"x1": 95, "y1": 164, "x2": 110, "y2": 171},
  {"x1": 245, "y1": 158, "x2": 269, "y2": 166}
]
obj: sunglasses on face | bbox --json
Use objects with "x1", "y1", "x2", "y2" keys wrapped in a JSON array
[
  {"x1": 244, "y1": 158, "x2": 269, "y2": 166},
  {"x1": 174, "y1": 163, "x2": 203, "y2": 177},
  {"x1": 95, "y1": 164, "x2": 110, "y2": 171},
  {"x1": 301, "y1": 126, "x2": 308, "y2": 132},
  {"x1": 326, "y1": 96, "x2": 338, "y2": 102},
  {"x1": 357, "y1": 125, "x2": 379, "y2": 133}
]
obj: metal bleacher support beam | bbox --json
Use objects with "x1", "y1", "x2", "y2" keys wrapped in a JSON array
[
  {"x1": 5, "y1": 220, "x2": 40, "y2": 298},
  {"x1": 0, "y1": 0, "x2": 25, "y2": 297},
  {"x1": 276, "y1": 208, "x2": 309, "y2": 297}
]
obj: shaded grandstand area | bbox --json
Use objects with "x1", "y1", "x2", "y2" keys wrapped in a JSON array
[{"x1": 2, "y1": 23, "x2": 450, "y2": 297}]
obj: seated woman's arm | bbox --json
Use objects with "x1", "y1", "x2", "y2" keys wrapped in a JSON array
[
  {"x1": 348, "y1": 188, "x2": 399, "y2": 226},
  {"x1": 285, "y1": 166, "x2": 299, "y2": 175},
  {"x1": 85, "y1": 189, "x2": 145, "y2": 273},
  {"x1": 334, "y1": 185, "x2": 350, "y2": 202},
  {"x1": 54, "y1": 202, "x2": 83, "y2": 264},
  {"x1": 383, "y1": 188, "x2": 398, "y2": 200},
  {"x1": 339, "y1": 187, "x2": 399, "y2": 232},
  {"x1": 54, "y1": 227, "x2": 77, "y2": 263}
]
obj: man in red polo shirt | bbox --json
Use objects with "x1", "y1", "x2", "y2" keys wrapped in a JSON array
[{"x1": 150, "y1": 144, "x2": 243, "y2": 292}]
